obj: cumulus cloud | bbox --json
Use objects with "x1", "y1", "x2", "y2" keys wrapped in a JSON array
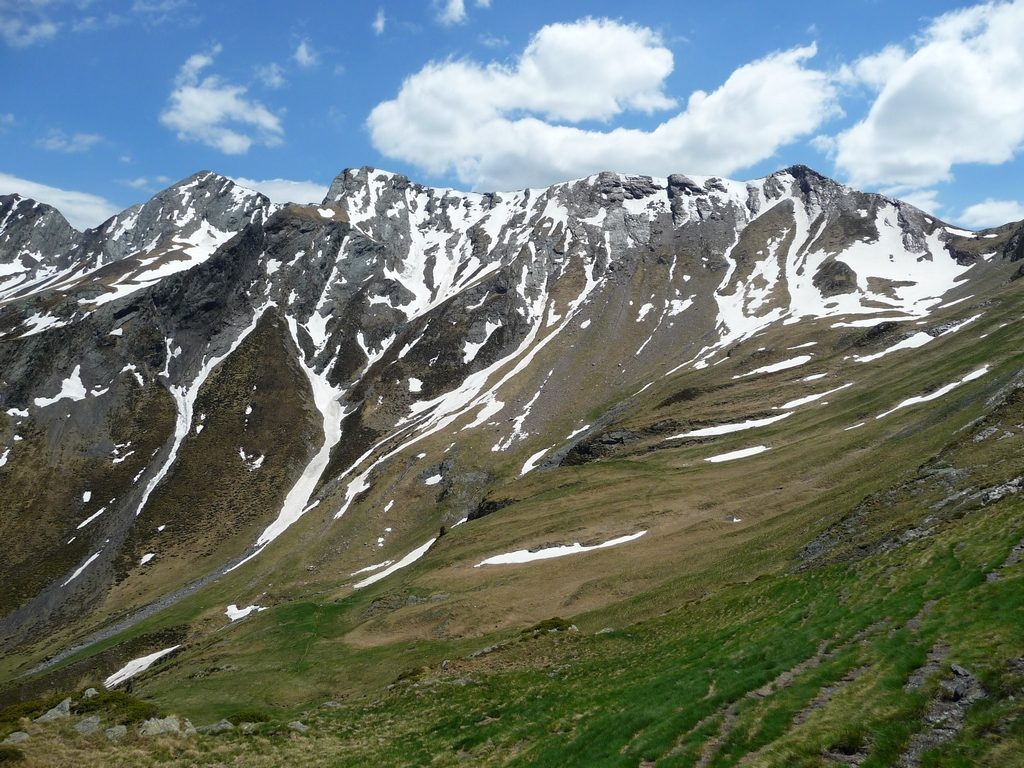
[
  {"x1": 833, "y1": 1, "x2": 1024, "y2": 192},
  {"x1": 231, "y1": 177, "x2": 327, "y2": 205},
  {"x1": 958, "y1": 198, "x2": 1024, "y2": 228},
  {"x1": 0, "y1": 171, "x2": 121, "y2": 230},
  {"x1": 160, "y1": 45, "x2": 284, "y2": 154},
  {"x1": 293, "y1": 38, "x2": 317, "y2": 68},
  {"x1": 368, "y1": 18, "x2": 837, "y2": 190},
  {"x1": 36, "y1": 130, "x2": 104, "y2": 153},
  {"x1": 372, "y1": 7, "x2": 386, "y2": 35},
  {"x1": 436, "y1": 0, "x2": 467, "y2": 25}
]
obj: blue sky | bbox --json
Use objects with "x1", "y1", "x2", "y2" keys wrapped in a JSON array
[{"x1": 2, "y1": 0, "x2": 1023, "y2": 230}]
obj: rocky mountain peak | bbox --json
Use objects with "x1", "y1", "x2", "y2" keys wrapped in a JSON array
[{"x1": 0, "y1": 194, "x2": 83, "y2": 298}]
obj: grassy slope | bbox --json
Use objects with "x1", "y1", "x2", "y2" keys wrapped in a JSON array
[{"x1": 2, "y1": 278, "x2": 1022, "y2": 765}]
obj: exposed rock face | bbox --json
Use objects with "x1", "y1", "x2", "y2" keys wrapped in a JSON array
[
  {"x1": 0, "y1": 195, "x2": 81, "y2": 290},
  {"x1": 0, "y1": 164, "x2": 1019, "y2": 658}
]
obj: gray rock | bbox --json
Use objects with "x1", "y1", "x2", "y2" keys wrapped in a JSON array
[
  {"x1": 288, "y1": 720, "x2": 310, "y2": 734},
  {"x1": 2, "y1": 731, "x2": 29, "y2": 744},
  {"x1": 75, "y1": 715, "x2": 102, "y2": 734},
  {"x1": 241, "y1": 722, "x2": 259, "y2": 734},
  {"x1": 322, "y1": 700, "x2": 342, "y2": 709},
  {"x1": 105, "y1": 725, "x2": 128, "y2": 742},
  {"x1": 197, "y1": 719, "x2": 234, "y2": 734},
  {"x1": 83, "y1": 687, "x2": 99, "y2": 699},
  {"x1": 138, "y1": 715, "x2": 181, "y2": 736},
  {"x1": 35, "y1": 697, "x2": 71, "y2": 722},
  {"x1": 183, "y1": 719, "x2": 196, "y2": 736}
]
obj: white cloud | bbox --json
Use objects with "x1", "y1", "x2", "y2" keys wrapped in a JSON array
[
  {"x1": 372, "y1": 7, "x2": 386, "y2": 35},
  {"x1": 0, "y1": 171, "x2": 120, "y2": 230},
  {"x1": 0, "y1": 16, "x2": 58, "y2": 48},
  {"x1": 0, "y1": 113, "x2": 13, "y2": 127},
  {"x1": 231, "y1": 177, "x2": 327, "y2": 205},
  {"x1": 130, "y1": 0, "x2": 193, "y2": 25},
  {"x1": 368, "y1": 19, "x2": 837, "y2": 190},
  {"x1": 437, "y1": 0, "x2": 466, "y2": 25},
  {"x1": 958, "y1": 198, "x2": 1024, "y2": 228},
  {"x1": 293, "y1": 38, "x2": 317, "y2": 68},
  {"x1": 835, "y1": 45, "x2": 908, "y2": 90},
  {"x1": 833, "y1": 1, "x2": 1024, "y2": 191},
  {"x1": 122, "y1": 175, "x2": 172, "y2": 191},
  {"x1": 160, "y1": 45, "x2": 284, "y2": 154},
  {"x1": 257, "y1": 62, "x2": 286, "y2": 89},
  {"x1": 479, "y1": 32, "x2": 507, "y2": 48},
  {"x1": 36, "y1": 130, "x2": 104, "y2": 153},
  {"x1": 475, "y1": 0, "x2": 491, "y2": 7}
]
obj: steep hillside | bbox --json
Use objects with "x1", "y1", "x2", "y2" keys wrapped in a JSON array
[{"x1": 0, "y1": 165, "x2": 1022, "y2": 766}]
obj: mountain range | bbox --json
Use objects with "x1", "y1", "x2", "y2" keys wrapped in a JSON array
[{"x1": 0, "y1": 165, "x2": 1022, "y2": 766}]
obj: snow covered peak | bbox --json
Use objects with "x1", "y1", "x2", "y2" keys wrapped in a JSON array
[{"x1": 0, "y1": 194, "x2": 83, "y2": 299}]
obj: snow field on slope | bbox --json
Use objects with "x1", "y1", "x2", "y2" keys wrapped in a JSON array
[
  {"x1": 475, "y1": 531, "x2": 647, "y2": 567},
  {"x1": 353, "y1": 537, "x2": 437, "y2": 588},
  {"x1": 875, "y1": 365, "x2": 991, "y2": 420},
  {"x1": 103, "y1": 646, "x2": 180, "y2": 688},
  {"x1": 705, "y1": 445, "x2": 769, "y2": 463}
]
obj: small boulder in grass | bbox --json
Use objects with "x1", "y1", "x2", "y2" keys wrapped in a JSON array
[
  {"x1": 75, "y1": 716, "x2": 102, "y2": 735},
  {"x1": 2, "y1": 731, "x2": 30, "y2": 744},
  {"x1": 197, "y1": 719, "x2": 234, "y2": 734},
  {"x1": 83, "y1": 687, "x2": 99, "y2": 699},
  {"x1": 139, "y1": 716, "x2": 181, "y2": 736},
  {"x1": 289, "y1": 721, "x2": 310, "y2": 734},
  {"x1": 35, "y1": 697, "x2": 71, "y2": 722},
  {"x1": 105, "y1": 725, "x2": 127, "y2": 742}
]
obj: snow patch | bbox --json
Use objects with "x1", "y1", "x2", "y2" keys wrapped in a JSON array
[
  {"x1": 475, "y1": 530, "x2": 647, "y2": 567},
  {"x1": 225, "y1": 604, "x2": 267, "y2": 621},
  {"x1": 353, "y1": 537, "x2": 437, "y2": 588},
  {"x1": 103, "y1": 646, "x2": 180, "y2": 688},
  {"x1": 61, "y1": 550, "x2": 102, "y2": 587},
  {"x1": 876, "y1": 366, "x2": 990, "y2": 420},
  {"x1": 664, "y1": 413, "x2": 791, "y2": 441},
  {"x1": 705, "y1": 445, "x2": 769, "y2": 463},
  {"x1": 736, "y1": 355, "x2": 812, "y2": 378},
  {"x1": 34, "y1": 365, "x2": 88, "y2": 407}
]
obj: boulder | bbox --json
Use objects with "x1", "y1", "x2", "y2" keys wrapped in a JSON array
[
  {"x1": 75, "y1": 715, "x2": 102, "y2": 735},
  {"x1": 197, "y1": 719, "x2": 235, "y2": 734},
  {"x1": 35, "y1": 697, "x2": 71, "y2": 722},
  {"x1": 105, "y1": 725, "x2": 127, "y2": 742},
  {"x1": 139, "y1": 716, "x2": 181, "y2": 736},
  {"x1": 2, "y1": 731, "x2": 29, "y2": 744},
  {"x1": 288, "y1": 720, "x2": 310, "y2": 734},
  {"x1": 83, "y1": 688, "x2": 99, "y2": 700}
]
